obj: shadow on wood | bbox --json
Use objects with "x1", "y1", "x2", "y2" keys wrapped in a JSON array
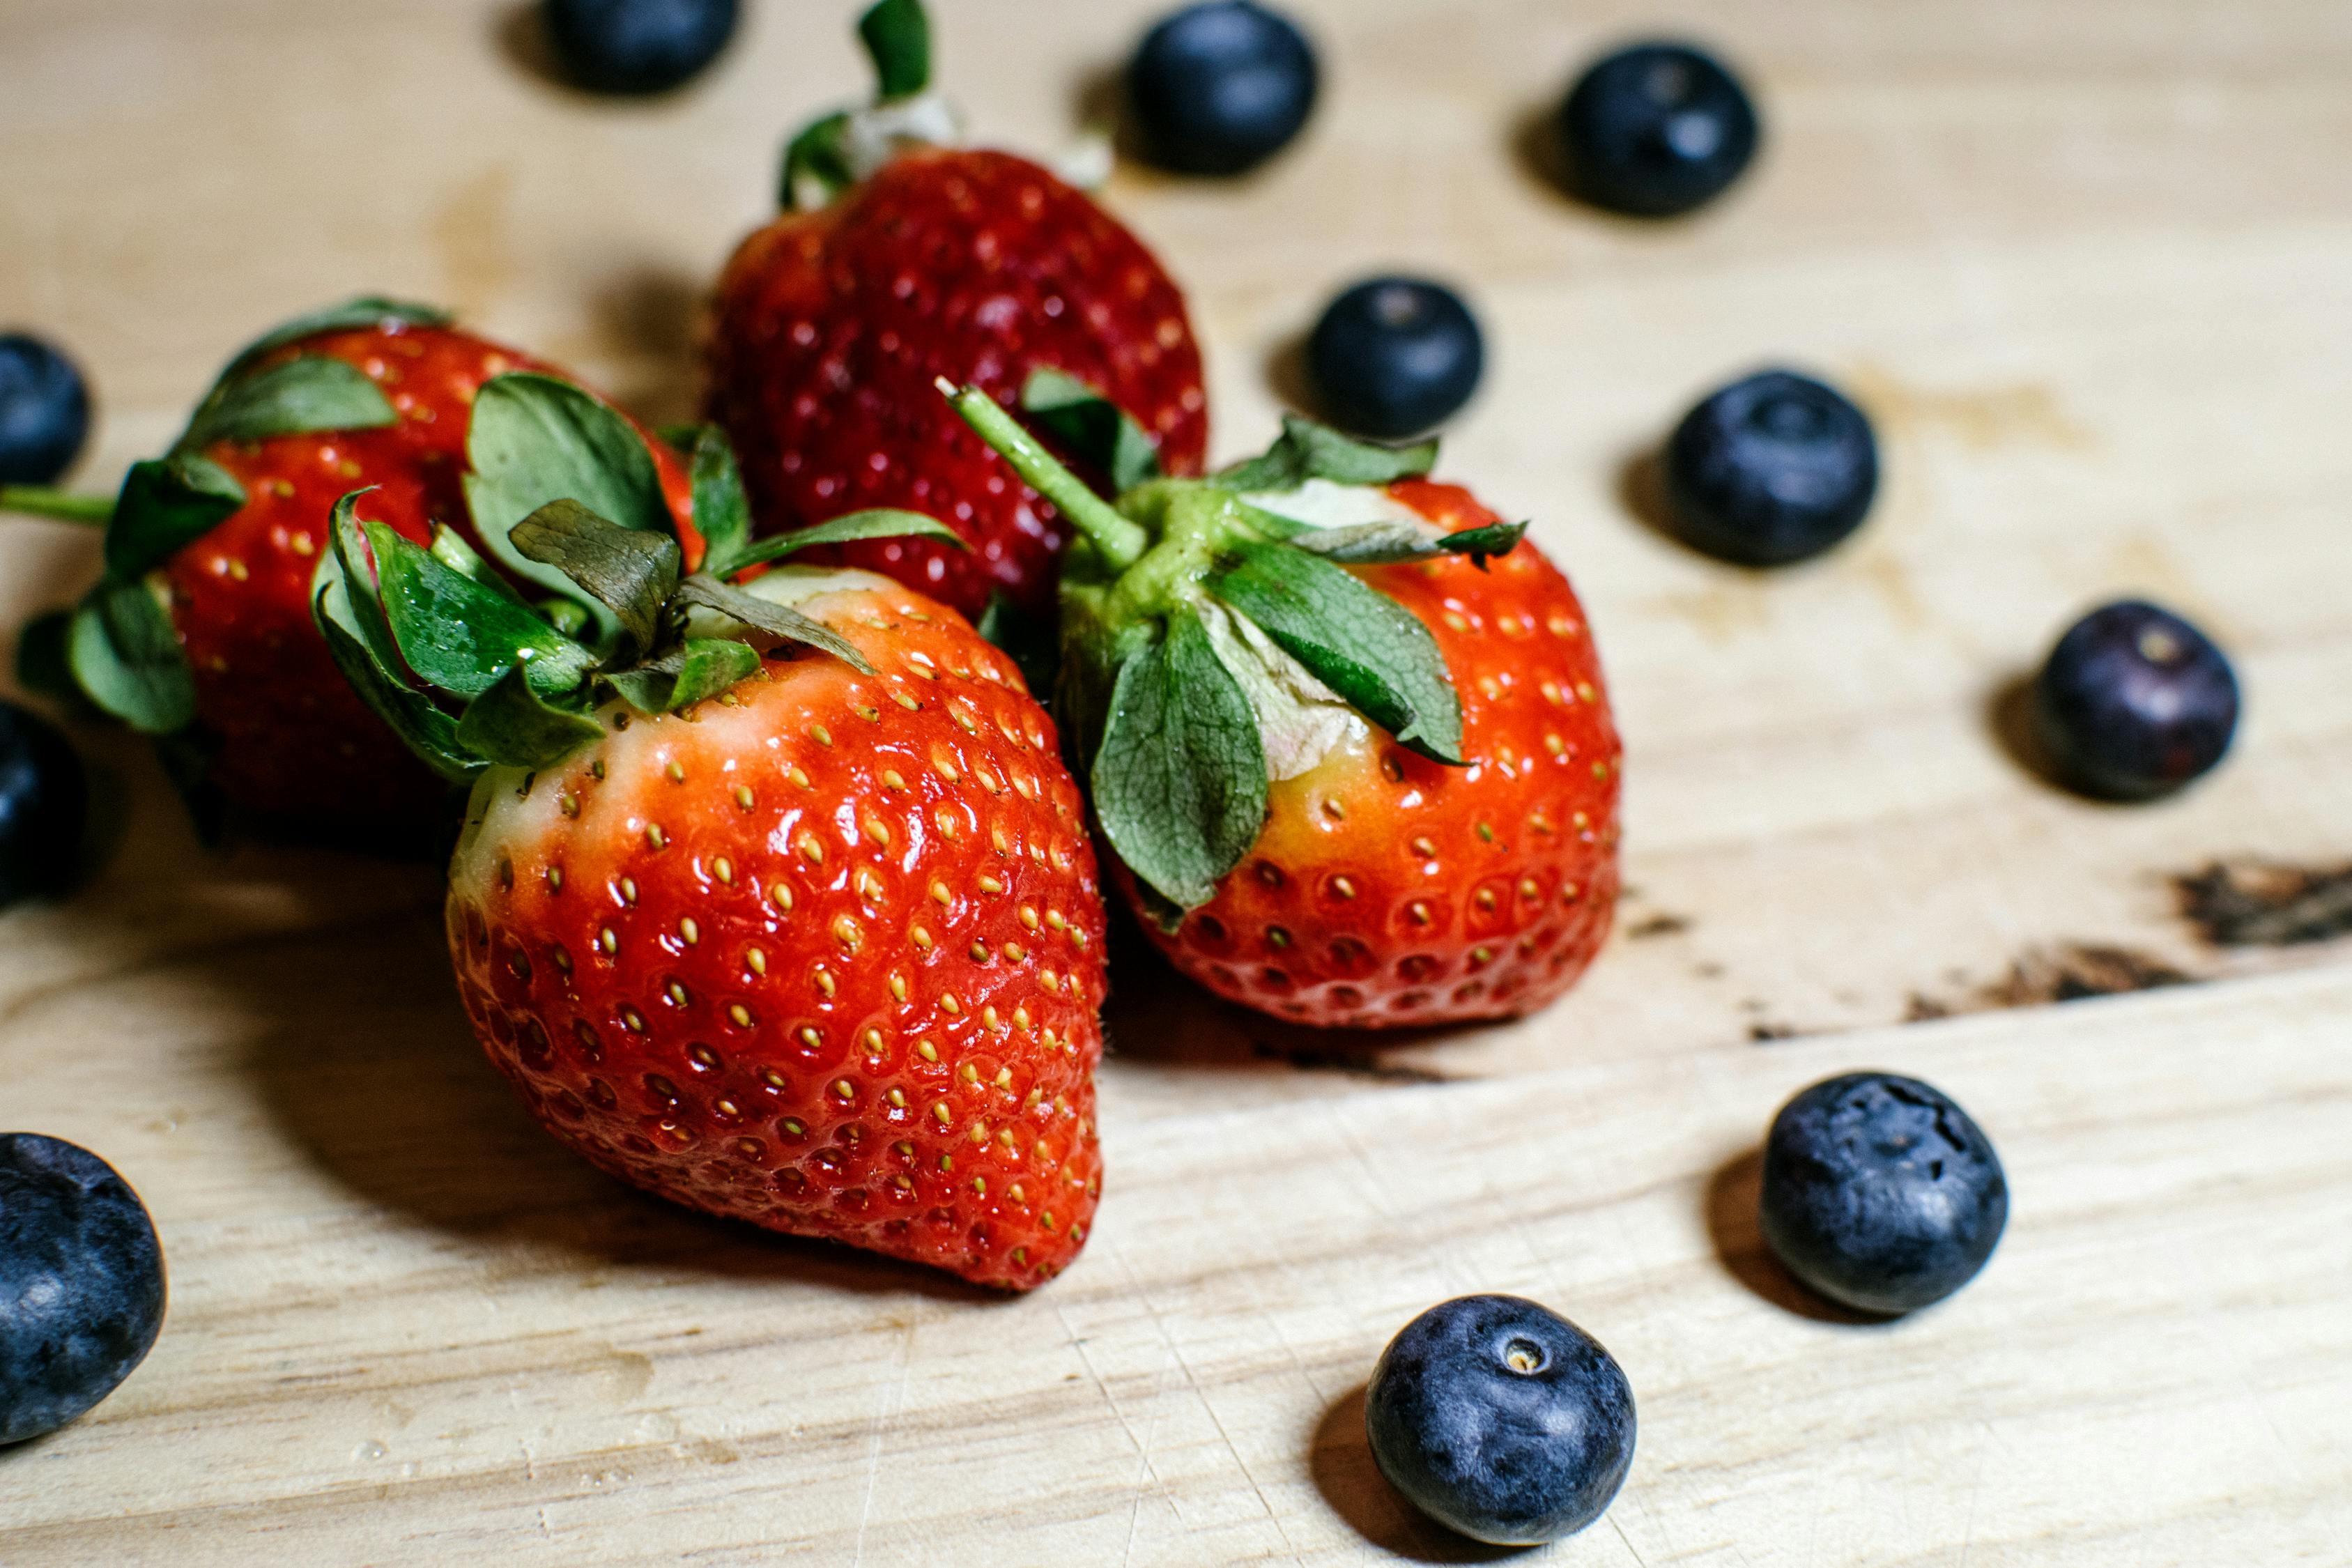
[
  {"x1": 1073, "y1": 63, "x2": 1151, "y2": 167},
  {"x1": 1615, "y1": 445, "x2": 1683, "y2": 553},
  {"x1": 491, "y1": 0, "x2": 565, "y2": 93},
  {"x1": 1263, "y1": 328, "x2": 1317, "y2": 422},
  {"x1": 1986, "y1": 670, "x2": 2058, "y2": 789},
  {"x1": 232, "y1": 902, "x2": 990, "y2": 1303},
  {"x1": 1703, "y1": 1148, "x2": 1886, "y2": 1325},
  {"x1": 588, "y1": 263, "x2": 706, "y2": 431},
  {"x1": 1507, "y1": 104, "x2": 1574, "y2": 207},
  {"x1": 1309, "y1": 1383, "x2": 1525, "y2": 1562},
  {"x1": 1101, "y1": 924, "x2": 1269, "y2": 1072},
  {"x1": 1100, "y1": 901, "x2": 1475, "y2": 1081}
]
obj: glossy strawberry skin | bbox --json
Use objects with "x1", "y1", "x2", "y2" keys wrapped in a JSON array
[
  {"x1": 446, "y1": 578, "x2": 1107, "y2": 1290},
  {"x1": 1135, "y1": 482, "x2": 1622, "y2": 1028},
  {"x1": 160, "y1": 321, "x2": 694, "y2": 827},
  {"x1": 706, "y1": 148, "x2": 1208, "y2": 620}
]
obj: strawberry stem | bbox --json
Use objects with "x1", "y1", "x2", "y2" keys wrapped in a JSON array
[
  {"x1": 859, "y1": 0, "x2": 931, "y2": 100},
  {"x1": 0, "y1": 486, "x2": 113, "y2": 526},
  {"x1": 939, "y1": 380, "x2": 1149, "y2": 570}
]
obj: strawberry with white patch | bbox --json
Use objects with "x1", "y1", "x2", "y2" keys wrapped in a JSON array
[{"x1": 318, "y1": 389, "x2": 1107, "y2": 1290}]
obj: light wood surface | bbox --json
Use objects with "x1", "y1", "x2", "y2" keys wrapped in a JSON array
[{"x1": 3, "y1": 0, "x2": 2350, "y2": 1562}]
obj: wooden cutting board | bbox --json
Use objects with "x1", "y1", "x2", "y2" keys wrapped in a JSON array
[{"x1": 2, "y1": 0, "x2": 2348, "y2": 1561}]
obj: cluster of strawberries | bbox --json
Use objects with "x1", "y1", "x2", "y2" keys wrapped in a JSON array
[{"x1": 27, "y1": 1, "x2": 1619, "y2": 1293}]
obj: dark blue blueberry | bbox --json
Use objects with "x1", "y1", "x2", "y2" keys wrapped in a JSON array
[
  {"x1": 0, "y1": 701, "x2": 85, "y2": 908},
  {"x1": 1558, "y1": 43, "x2": 1759, "y2": 217},
  {"x1": 1760, "y1": 1073, "x2": 2007, "y2": 1316},
  {"x1": 0, "y1": 334, "x2": 92, "y2": 486},
  {"x1": 1663, "y1": 369, "x2": 1877, "y2": 566},
  {"x1": 1306, "y1": 277, "x2": 1483, "y2": 440},
  {"x1": 2035, "y1": 601, "x2": 2238, "y2": 800},
  {"x1": 544, "y1": 0, "x2": 739, "y2": 95},
  {"x1": 1128, "y1": 1, "x2": 1319, "y2": 176},
  {"x1": 1365, "y1": 1294, "x2": 1635, "y2": 1546},
  {"x1": 1, "y1": 1134, "x2": 165, "y2": 1445}
]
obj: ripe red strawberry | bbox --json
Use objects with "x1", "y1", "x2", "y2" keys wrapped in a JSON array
[
  {"x1": 6, "y1": 298, "x2": 693, "y2": 833},
  {"x1": 945, "y1": 383, "x2": 1621, "y2": 1029},
  {"x1": 704, "y1": 0, "x2": 1206, "y2": 622},
  {"x1": 313, "y1": 441, "x2": 1107, "y2": 1289}
]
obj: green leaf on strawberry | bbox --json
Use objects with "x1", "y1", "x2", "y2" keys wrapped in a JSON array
[
  {"x1": 507, "y1": 498, "x2": 682, "y2": 660},
  {"x1": 104, "y1": 454, "x2": 245, "y2": 579},
  {"x1": 314, "y1": 568, "x2": 477, "y2": 784},
  {"x1": 325, "y1": 490, "x2": 414, "y2": 684},
  {"x1": 1022, "y1": 367, "x2": 1162, "y2": 495},
  {"x1": 66, "y1": 575, "x2": 197, "y2": 736},
  {"x1": 781, "y1": 111, "x2": 858, "y2": 210},
  {"x1": 119, "y1": 298, "x2": 447, "y2": 568},
  {"x1": 672, "y1": 573, "x2": 876, "y2": 676},
  {"x1": 310, "y1": 422, "x2": 951, "y2": 781},
  {"x1": 47, "y1": 301, "x2": 461, "y2": 733},
  {"x1": 1208, "y1": 537, "x2": 1464, "y2": 765},
  {"x1": 1092, "y1": 609, "x2": 1267, "y2": 912},
  {"x1": 1215, "y1": 415, "x2": 1439, "y2": 492},
  {"x1": 674, "y1": 424, "x2": 753, "y2": 576},
  {"x1": 944, "y1": 382, "x2": 1525, "y2": 911},
  {"x1": 682, "y1": 416, "x2": 964, "y2": 583},
  {"x1": 604, "y1": 638, "x2": 762, "y2": 716},
  {"x1": 429, "y1": 524, "x2": 532, "y2": 604},
  {"x1": 666, "y1": 426, "x2": 961, "y2": 581},
  {"x1": 453, "y1": 663, "x2": 606, "y2": 769},
  {"x1": 776, "y1": 0, "x2": 961, "y2": 212},
  {"x1": 216, "y1": 297, "x2": 452, "y2": 381},
  {"x1": 369, "y1": 518, "x2": 598, "y2": 699},
  {"x1": 720, "y1": 508, "x2": 964, "y2": 575},
  {"x1": 1279, "y1": 516, "x2": 1528, "y2": 568},
  {"x1": 461, "y1": 372, "x2": 675, "y2": 636},
  {"x1": 179, "y1": 356, "x2": 396, "y2": 452}
]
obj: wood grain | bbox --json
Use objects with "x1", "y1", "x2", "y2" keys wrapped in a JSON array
[
  {"x1": 6, "y1": 946, "x2": 2349, "y2": 1565},
  {"x1": 2, "y1": 0, "x2": 2350, "y2": 1560}
]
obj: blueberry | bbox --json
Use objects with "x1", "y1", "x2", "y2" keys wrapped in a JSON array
[
  {"x1": 2034, "y1": 600, "x2": 2239, "y2": 800},
  {"x1": 1128, "y1": 1, "x2": 1319, "y2": 176},
  {"x1": 1759, "y1": 1073, "x2": 2007, "y2": 1316},
  {"x1": 1663, "y1": 369, "x2": 1877, "y2": 566},
  {"x1": 1558, "y1": 43, "x2": 1759, "y2": 217},
  {"x1": 0, "y1": 701, "x2": 85, "y2": 907},
  {"x1": 0, "y1": 334, "x2": 92, "y2": 486},
  {"x1": 1, "y1": 1134, "x2": 165, "y2": 1445},
  {"x1": 543, "y1": 0, "x2": 739, "y2": 95},
  {"x1": 1306, "y1": 278, "x2": 1484, "y2": 440},
  {"x1": 1365, "y1": 1294, "x2": 1635, "y2": 1546}
]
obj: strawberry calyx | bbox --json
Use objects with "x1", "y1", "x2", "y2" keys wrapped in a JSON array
[
  {"x1": 941, "y1": 380, "x2": 1529, "y2": 917},
  {"x1": 923, "y1": 366, "x2": 1169, "y2": 696},
  {"x1": 1019, "y1": 366, "x2": 1167, "y2": 497},
  {"x1": 314, "y1": 403, "x2": 962, "y2": 782},
  {"x1": 1, "y1": 298, "x2": 452, "y2": 745},
  {"x1": 780, "y1": 0, "x2": 963, "y2": 211}
]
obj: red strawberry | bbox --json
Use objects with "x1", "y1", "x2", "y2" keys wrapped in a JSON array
[
  {"x1": 7, "y1": 300, "x2": 693, "y2": 834},
  {"x1": 705, "y1": 0, "x2": 1206, "y2": 622},
  {"x1": 945, "y1": 383, "x2": 1621, "y2": 1029},
  {"x1": 313, "y1": 447, "x2": 1107, "y2": 1289}
]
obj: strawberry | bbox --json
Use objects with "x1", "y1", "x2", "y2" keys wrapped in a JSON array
[
  {"x1": 5, "y1": 298, "x2": 693, "y2": 835},
  {"x1": 944, "y1": 382, "x2": 1621, "y2": 1029},
  {"x1": 704, "y1": 0, "x2": 1206, "y2": 623},
  {"x1": 312, "y1": 415, "x2": 1107, "y2": 1289}
]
